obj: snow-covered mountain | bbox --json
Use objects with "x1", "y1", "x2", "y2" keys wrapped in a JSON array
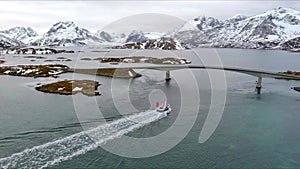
[
  {"x1": 1, "y1": 7, "x2": 300, "y2": 50},
  {"x1": 0, "y1": 27, "x2": 38, "y2": 45},
  {"x1": 33, "y1": 21, "x2": 102, "y2": 46},
  {"x1": 174, "y1": 7, "x2": 300, "y2": 49},
  {"x1": 95, "y1": 30, "x2": 166, "y2": 45},
  {"x1": 125, "y1": 30, "x2": 148, "y2": 43},
  {"x1": 95, "y1": 31, "x2": 126, "y2": 44},
  {"x1": 0, "y1": 34, "x2": 23, "y2": 48}
]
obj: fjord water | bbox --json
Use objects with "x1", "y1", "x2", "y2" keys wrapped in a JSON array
[{"x1": 1, "y1": 48, "x2": 300, "y2": 168}]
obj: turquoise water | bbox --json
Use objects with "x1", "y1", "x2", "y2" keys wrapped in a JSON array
[{"x1": 0, "y1": 48, "x2": 300, "y2": 168}]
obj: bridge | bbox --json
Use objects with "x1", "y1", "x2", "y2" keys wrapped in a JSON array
[{"x1": 75, "y1": 65, "x2": 300, "y2": 94}]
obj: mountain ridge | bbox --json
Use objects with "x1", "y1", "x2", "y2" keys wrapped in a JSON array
[
  {"x1": 174, "y1": 7, "x2": 300, "y2": 50},
  {"x1": 0, "y1": 7, "x2": 300, "y2": 50}
]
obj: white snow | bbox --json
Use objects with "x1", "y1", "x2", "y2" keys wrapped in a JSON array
[
  {"x1": 123, "y1": 59, "x2": 133, "y2": 63},
  {"x1": 266, "y1": 35, "x2": 279, "y2": 41},
  {"x1": 48, "y1": 70, "x2": 62, "y2": 75},
  {"x1": 58, "y1": 87, "x2": 64, "y2": 91},
  {"x1": 23, "y1": 69, "x2": 35, "y2": 74},
  {"x1": 3, "y1": 70, "x2": 10, "y2": 74},
  {"x1": 72, "y1": 87, "x2": 83, "y2": 92},
  {"x1": 140, "y1": 58, "x2": 147, "y2": 62},
  {"x1": 144, "y1": 32, "x2": 165, "y2": 39}
]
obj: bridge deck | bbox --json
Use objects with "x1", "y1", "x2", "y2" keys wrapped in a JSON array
[{"x1": 74, "y1": 65, "x2": 300, "y2": 80}]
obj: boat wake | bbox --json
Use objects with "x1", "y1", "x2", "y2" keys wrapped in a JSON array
[{"x1": 0, "y1": 110, "x2": 167, "y2": 169}]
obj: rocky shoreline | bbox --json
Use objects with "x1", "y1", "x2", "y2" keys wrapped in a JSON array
[
  {"x1": 36, "y1": 80, "x2": 101, "y2": 96},
  {"x1": 278, "y1": 71, "x2": 300, "y2": 76}
]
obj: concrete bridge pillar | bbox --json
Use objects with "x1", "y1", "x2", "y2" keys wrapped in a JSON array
[
  {"x1": 256, "y1": 77, "x2": 262, "y2": 94},
  {"x1": 165, "y1": 70, "x2": 171, "y2": 81}
]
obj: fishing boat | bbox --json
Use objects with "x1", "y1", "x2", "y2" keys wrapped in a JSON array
[{"x1": 156, "y1": 101, "x2": 171, "y2": 114}]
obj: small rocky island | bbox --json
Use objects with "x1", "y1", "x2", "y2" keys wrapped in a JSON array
[
  {"x1": 0, "y1": 64, "x2": 71, "y2": 78},
  {"x1": 36, "y1": 80, "x2": 101, "y2": 96}
]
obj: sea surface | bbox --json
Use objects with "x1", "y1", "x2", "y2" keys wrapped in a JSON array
[{"x1": 0, "y1": 48, "x2": 300, "y2": 168}]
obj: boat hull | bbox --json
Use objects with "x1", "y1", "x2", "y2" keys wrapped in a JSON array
[{"x1": 157, "y1": 108, "x2": 171, "y2": 115}]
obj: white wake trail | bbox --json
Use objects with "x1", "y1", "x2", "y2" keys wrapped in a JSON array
[{"x1": 0, "y1": 110, "x2": 167, "y2": 169}]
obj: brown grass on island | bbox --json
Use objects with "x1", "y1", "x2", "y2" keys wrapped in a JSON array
[
  {"x1": 99, "y1": 56, "x2": 191, "y2": 64},
  {"x1": 36, "y1": 80, "x2": 101, "y2": 96},
  {"x1": 57, "y1": 57, "x2": 67, "y2": 60},
  {"x1": 92, "y1": 57, "x2": 103, "y2": 61},
  {"x1": 80, "y1": 57, "x2": 92, "y2": 61},
  {"x1": 0, "y1": 60, "x2": 5, "y2": 64},
  {"x1": 74, "y1": 68, "x2": 142, "y2": 78},
  {"x1": 24, "y1": 56, "x2": 46, "y2": 59},
  {"x1": 44, "y1": 59, "x2": 61, "y2": 62},
  {"x1": 100, "y1": 68, "x2": 141, "y2": 78},
  {"x1": 91, "y1": 50, "x2": 110, "y2": 53},
  {"x1": 44, "y1": 58, "x2": 72, "y2": 62},
  {"x1": 0, "y1": 64, "x2": 71, "y2": 78},
  {"x1": 278, "y1": 70, "x2": 300, "y2": 76},
  {"x1": 57, "y1": 57, "x2": 72, "y2": 61},
  {"x1": 290, "y1": 49, "x2": 300, "y2": 52}
]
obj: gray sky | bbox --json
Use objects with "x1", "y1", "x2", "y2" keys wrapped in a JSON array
[{"x1": 0, "y1": 1, "x2": 299, "y2": 34}]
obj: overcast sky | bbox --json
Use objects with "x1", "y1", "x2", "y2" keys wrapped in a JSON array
[{"x1": 0, "y1": 1, "x2": 299, "y2": 34}]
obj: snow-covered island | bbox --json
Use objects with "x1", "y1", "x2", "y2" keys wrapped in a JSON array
[
  {"x1": 99, "y1": 56, "x2": 191, "y2": 65},
  {"x1": 4, "y1": 47, "x2": 74, "y2": 55},
  {"x1": 112, "y1": 38, "x2": 183, "y2": 50},
  {"x1": 0, "y1": 64, "x2": 71, "y2": 78}
]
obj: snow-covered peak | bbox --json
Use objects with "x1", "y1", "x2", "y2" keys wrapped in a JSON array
[
  {"x1": 125, "y1": 30, "x2": 147, "y2": 43},
  {"x1": 173, "y1": 7, "x2": 300, "y2": 49},
  {"x1": 0, "y1": 26, "x2": 38, "y2": 44},
  {"x1": 193, "y1": 15, "x2": 222, "y2": 31},
  {"x1": 49, "y1": 21, "x2": 76, "y2": 31},
  {"x1": 95, "y1": 31, "x2": 113, "y2": 42},
  {"x1": 0, "y1": 34, "x2": 23, "y2": 48},
  {"x1": 266, "y1": 7, "x2": 300, "y2": 16},
  {"x1": 226, "y1": 14, "x2": 248, "y2": 22},
  {"x1": 247, "y1": 7, "x2": 300, "y2": 22},
  {"x1": 46, "y1": 21, "x2": 82, "y2": 36},
  {"x1": 35, "y1": 21, "x2": 101, "y2": 46}
]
